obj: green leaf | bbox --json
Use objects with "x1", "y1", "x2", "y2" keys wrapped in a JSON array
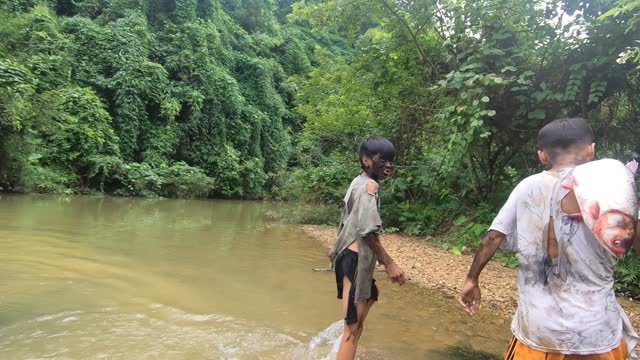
[
  {"x1": 460, "y1": 63, "x2": 482, "y2": 71},
  {"x1": 528, "y1": 108, "x2": 546, "y2": 120},
  {"x1": 482, "y1": 48, "x2": 505, "y2": 56},
  {"x1": 454, "y1": 215, "x2": 467, "y2": 226},
  {"x1": 493, "y1": 30, "x2": 512, "y2": 40},
  {"x1": 501, "y1": 66, "x2": 518, "y2": 73},
  {"x1": 28, "y1": 153, "x2": 42, "y2": 162},
  {"x1": 481, "y1": 96, "x2": 490, "y2": 103}
]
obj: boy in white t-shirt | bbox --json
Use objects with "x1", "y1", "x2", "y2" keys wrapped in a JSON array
[{"x1": 459, "y1": 117, "x2": 639, "y2": 359}]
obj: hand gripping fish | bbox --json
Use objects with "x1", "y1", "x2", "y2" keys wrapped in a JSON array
[{"x1": 562, "y1": 159, "x2": 638, "y2": 258}]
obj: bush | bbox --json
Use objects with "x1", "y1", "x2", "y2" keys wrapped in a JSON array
[
  {"x1": 87, "y1": 155, "x2": 125, "y2": 193},
  {"x1": 116, "y1": 161, "x2": 213, "y2": 198},
  {"x1": 117, "y1": 162, "x2": 162, "y2": 197},
  {"x1": 265, "y1": 202, "x2": 341, "y2": 225},
  {"x1": 277, "y1": 156, "x2": 356, "y2": 204},
  {"x1": 380, "y1": 200, "x2": 462, "y2": 236},
  {"x1": 156, "y1": 162, "x2": 213, "y2": 198},
  {"x1": 20, "y1": 164, "x2": 74, "y2": 194},
  {"x1": 615, "y1": 251, "x2": 640, "y2": 299}
]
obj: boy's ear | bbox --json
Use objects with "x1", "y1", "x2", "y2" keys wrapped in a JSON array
[
  {"x1": 538, "y1": 150, "x2": 549, "y2": 165},
  {"x1": 588, "y1": 143, "x2": 595, "y2": 160},
  {"x1": 362, "y1": 155, "x2": 372, "y2": 168}
]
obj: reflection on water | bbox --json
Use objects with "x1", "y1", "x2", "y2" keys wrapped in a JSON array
[{"x1": 0, "y1": 195, "x2": 510, "y2": 359}]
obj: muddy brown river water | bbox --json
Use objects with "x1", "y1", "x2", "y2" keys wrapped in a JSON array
[{"x1": 0, "y1": 195, "x2": 511, "y2": 359}]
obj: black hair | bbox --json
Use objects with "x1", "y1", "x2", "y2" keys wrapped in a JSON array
[
  {"x1": 538, "y1": 117, "x2": 593, "y2": 151},
  {"x1": 359, "y1": 137, "x2": 395, "y2": 168}
]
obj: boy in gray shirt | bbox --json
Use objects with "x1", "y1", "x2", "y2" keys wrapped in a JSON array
[{"x1": 329, "y1": 137, "x2": 406, "y2": 360}]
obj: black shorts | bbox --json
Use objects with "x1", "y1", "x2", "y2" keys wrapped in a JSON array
[{"x1": 335, "y1": 248, "x2": 378, "y2": 325}]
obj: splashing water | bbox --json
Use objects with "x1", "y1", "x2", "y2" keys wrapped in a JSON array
[
  {"x1": 300, "y1": 320, "x2": 344, "y2": 359},
  {"x1": 0, "y1": 306, "x2": 350, "y2": 360}
]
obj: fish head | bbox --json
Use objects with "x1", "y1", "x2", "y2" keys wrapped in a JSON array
[
  {"x1": 571, "y1": 159, "x2": 638, "y2": 258},
  {"x1": 591, "y1": 209, "x2": 635, "y2": 258}
]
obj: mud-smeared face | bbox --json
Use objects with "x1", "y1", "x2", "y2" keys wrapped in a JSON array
[
  {"x1": 370, "y1": 153, "x2": 393, "y2": 180},
  {"x1": 592, "y1": 211, "x2": 635, "y2": 258}
]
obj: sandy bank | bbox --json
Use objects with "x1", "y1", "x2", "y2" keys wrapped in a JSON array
[{"x1": 302, "y1": 224, "x2": 640, "y2": 329}]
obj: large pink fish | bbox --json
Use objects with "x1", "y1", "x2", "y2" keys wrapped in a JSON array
[{"x1": 563, "y1": 159, "x2": 638, "y2": 258}]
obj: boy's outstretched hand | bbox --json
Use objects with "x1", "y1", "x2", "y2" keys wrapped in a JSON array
[
  {"x1": 385, "y1": 262, "x2": 406, "y2": 285},
  {"x1": 459, "y1": 279, "x2": 481, "y2": 315}
]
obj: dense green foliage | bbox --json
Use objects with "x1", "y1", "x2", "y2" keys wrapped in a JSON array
[
  {"x1": 285, "y1": 0, "x2": 640, "y2": 231},
  {"x1": 279, "y1": 0, "x2": 640, "y2": 295},
  {"x1": 2, "y1": 0, "x2": 640, "y2": 294},
  {"x1": 0, "y1": 0, "x2": 345, "y2": 198}
]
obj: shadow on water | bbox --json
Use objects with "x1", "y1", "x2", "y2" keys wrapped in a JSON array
[{"x1": 434, "y1": 344, "x2": 502, "y2": 360}]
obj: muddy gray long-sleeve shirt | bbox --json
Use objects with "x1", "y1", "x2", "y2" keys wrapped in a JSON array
[{"x1": 329, "y1": 173, "x2": 383, "y2": 303}]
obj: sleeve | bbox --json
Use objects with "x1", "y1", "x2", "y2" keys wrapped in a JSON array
[
  {"x1": 355, "y1": 187, "x2": 383, "y2": 237},
  {"x1": 490, "y1": 184, "x2": 520, "y2": 252}
]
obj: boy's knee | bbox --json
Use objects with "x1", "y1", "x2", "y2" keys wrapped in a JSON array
[{"x1": 343, "y1": 323, "x2": 359, "y2": 343}]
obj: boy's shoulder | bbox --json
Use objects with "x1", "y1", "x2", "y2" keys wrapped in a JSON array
[
  {"x1": 349, "y1": 174, "x2": 378, "y2": 191},
  {"x1": 507, "y1": 172, "x2": 544, "y2": 194},
  {"x1": 504, "y1": 170, "x2": 570, "y2": 208},
  {"x1": 343, "y1": 174, "x2": 376, "y2": 201},
  {"x1": 517, "y1": 172, "x2": 547, "y2": 186},
  {"x1": 503, "y1": 171, "x2": 565, "y2": 203},
  {"x1": 513, "y1": 171, "x2": 564, "y2": 191}
]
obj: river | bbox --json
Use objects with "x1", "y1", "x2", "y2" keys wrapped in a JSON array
[{"x1": 0, "y1": 195, "x2": 510, "y2": 359}]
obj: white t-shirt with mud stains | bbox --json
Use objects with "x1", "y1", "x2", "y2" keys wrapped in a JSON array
[{"x1": 490, "y1": 169, "x2": 639, "y2": 356}]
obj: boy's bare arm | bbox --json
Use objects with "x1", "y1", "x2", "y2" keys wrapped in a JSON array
[
  {"x1": 364, "y1": 233, "x2": 406, "y2": 284},
  {"x1": 459, "y1": 230, "x2": 505, "y2": 315},
  {"x1": 465, "y1": 230, "x2": 505, "y2": 282}
]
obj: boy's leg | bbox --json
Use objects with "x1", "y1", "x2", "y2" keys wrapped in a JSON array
[
  {"x1": 337, "y1": 277, "x2": 376, "y2": 360},
  {"x1": 338, "y1": 276, "x2": 358, "y2": 360},
  {"x1": 353, "y1": 299, "x2": 374, "y2": 342},
  {"x1": 353, "y1": 283, "x2": 377, "y2": 341}
]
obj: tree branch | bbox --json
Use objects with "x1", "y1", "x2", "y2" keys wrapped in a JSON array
[{"x1": 380, "y1": 0, "x2": 437, "y2": 74}]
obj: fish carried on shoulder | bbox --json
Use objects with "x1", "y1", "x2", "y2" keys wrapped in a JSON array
[{"x1": 562, "y1": 159, "x2": 638, "y2": 258}]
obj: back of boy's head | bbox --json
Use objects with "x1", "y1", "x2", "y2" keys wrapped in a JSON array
[
  {"x1": 538, "y1": 117, "x2": 593, "y2": 158},
  {"x1": 359, "y1": 137, "x2": 395, "y2": 169}
]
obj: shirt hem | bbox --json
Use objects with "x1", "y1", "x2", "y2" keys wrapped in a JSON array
[{"x1": 513, "y1": 330, "x2": 621, "y2": 355}]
